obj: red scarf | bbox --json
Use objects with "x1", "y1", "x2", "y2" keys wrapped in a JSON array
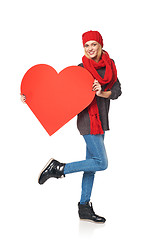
[{"x1": 82, "y1": 51, "x2": 117, "y2": 135}]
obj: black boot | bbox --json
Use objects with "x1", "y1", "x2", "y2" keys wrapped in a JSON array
[
  {"x1": 78, "y1": 202, "x2": 106, "y2": 223},
  {"x1": 38, "y1": 158, "x2": 66, "y2": 185}
]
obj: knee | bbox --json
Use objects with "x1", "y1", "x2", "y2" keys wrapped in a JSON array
[
  {"x1": 83, "y1": 171, "x2": 95, "y2": 177},
  {"x1": 95, "y1": 156, "x2": 108, "y2": 171},
  {"x1": 100, "y1": 159, "x2": 108, "y2": 171}
]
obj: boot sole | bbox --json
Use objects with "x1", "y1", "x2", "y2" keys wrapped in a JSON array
[
  {"x1": 38, "y1": 158, "x2": 54, "y2": 183},
  {"x1": 80, "y1": 218, "x2": 106, "y2": 224}
]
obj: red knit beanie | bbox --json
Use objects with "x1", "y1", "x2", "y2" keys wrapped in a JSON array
[{"x1": 82, "y1": 30, "x2": 103, "y2": 47}]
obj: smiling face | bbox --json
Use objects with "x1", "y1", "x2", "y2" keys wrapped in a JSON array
[{"x1": 84, "y1": 40, "x2": 101, "y2": 62}]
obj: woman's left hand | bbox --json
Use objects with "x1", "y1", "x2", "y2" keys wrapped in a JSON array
[{"x1": 92, "y1": 80, "x2": 102, "y2": 96}]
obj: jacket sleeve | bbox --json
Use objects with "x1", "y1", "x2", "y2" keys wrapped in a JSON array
[{"x1": 109, "y1": 78, "x2": 122, "y2": 100}]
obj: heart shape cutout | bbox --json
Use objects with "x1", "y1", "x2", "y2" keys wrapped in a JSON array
[{"x1": 21, "y1": 64, "x2": 95, "y2": 135}]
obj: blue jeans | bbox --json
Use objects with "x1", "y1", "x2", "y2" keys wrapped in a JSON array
[{"x1": 64, "y1": 134, "x2": 108, "y2": 204}]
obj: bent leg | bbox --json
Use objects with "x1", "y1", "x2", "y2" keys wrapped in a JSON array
[{"x1": 64, "y1": 134, "x2": 108, "y2": 175}]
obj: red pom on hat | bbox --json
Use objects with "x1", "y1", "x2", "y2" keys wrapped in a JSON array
[{"x1": 82, "y1": 30, "x2": 103, "y2": 47}]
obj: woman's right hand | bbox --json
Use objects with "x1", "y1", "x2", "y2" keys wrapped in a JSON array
[{"x1": 20, "y1": 94, "x2": 26, "y2": 103}]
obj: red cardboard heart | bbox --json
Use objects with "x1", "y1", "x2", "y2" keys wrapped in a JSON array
[{"x1": 21, "y1": 64, "x2": 95, "y2": 136}]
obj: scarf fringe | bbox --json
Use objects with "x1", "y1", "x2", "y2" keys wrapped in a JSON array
[
  {"x1": 88, "y1": 97, "x2": 104, "y2": 135},
  {"x1": 90, "y1": 114, "x2": 104, "y2": 135}
]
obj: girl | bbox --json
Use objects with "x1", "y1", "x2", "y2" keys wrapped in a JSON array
[{"x1": 21, "y1": 30, "x2": 122, "y2": 223}]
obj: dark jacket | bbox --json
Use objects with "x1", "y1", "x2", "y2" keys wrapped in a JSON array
[{"x1": 77, "y1": 63, "x2": 122, "y2": 135}]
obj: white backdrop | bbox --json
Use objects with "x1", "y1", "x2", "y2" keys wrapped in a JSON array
[{"x1": 1, "y1": 0, "x2": 160, "y2": 239}]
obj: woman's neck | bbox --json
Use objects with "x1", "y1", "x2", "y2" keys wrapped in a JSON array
[
  {"x1": 92, "y1": 52, "x2": 103, "y2": 63},
  {"x1": 92, "y1": 56, "x2": 100, "y2": 63}
]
